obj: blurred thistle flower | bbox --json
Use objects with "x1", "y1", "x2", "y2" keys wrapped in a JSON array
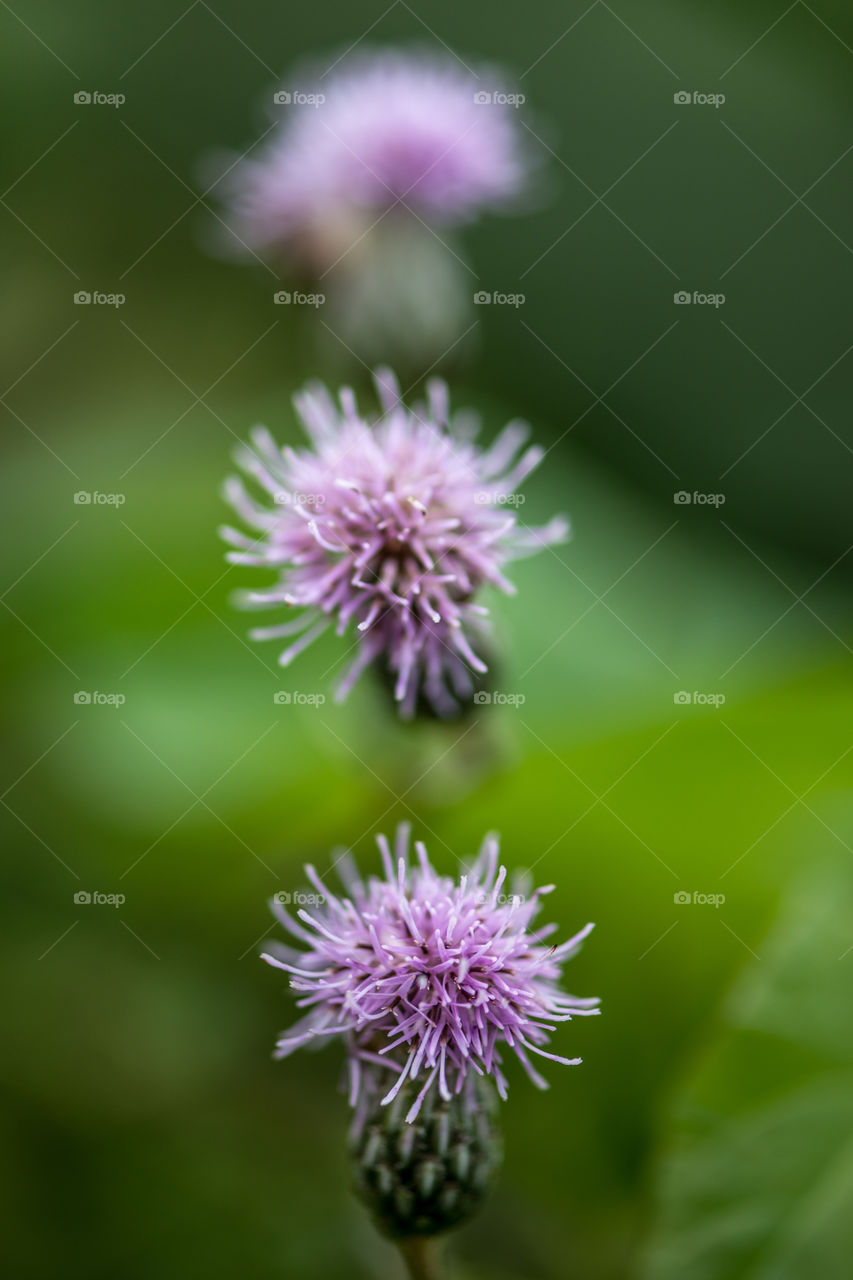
[
  {"x1": 221, "y1": 49, "x2": 530, "y2": 263},
  {"x1": 261, "y1": 824, "x2": 599, "y2": 1127},
  {"x1": 221, "y1": 368, "x2": 568, "y2": 718}
]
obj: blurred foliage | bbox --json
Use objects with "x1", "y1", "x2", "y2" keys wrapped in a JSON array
[
  {"x1": 2, "y1": 1, "x2": 853, "y2": 1278},
  {"x1": 641, "y1": 841, "x2": 853, "y2": 1280}
]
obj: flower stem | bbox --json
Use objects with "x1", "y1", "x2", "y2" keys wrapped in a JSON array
[{"x1": 397, "y1": 1236, "x2": 443, "y2": 1280}]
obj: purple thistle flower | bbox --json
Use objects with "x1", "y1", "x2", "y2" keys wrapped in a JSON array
[
  {"x1": 221, "y1": 368, "x2": 568, "y2": 718},
  {"x1": 262, "y1": 825, "x2": 599, "y2": 1124},
  {"x1": 222, "y1": 49, "x2": 530, "y2": 256}
]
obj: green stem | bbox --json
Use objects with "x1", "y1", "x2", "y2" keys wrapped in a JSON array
[{"x1": 397, "y1": 1236, "x2": 443, "y2": 1280}]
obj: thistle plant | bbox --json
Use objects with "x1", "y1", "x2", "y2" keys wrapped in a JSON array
[
  {"x1": 203, "y1": 36, "x2": 590, "y2": 1280},
  {"x1": 221, "y1": 368, "x2": 567, "y2": 718},
  {"x1": 211, "y1": 48, "x2": 536, "y2": 369},
  {"x1": 262, "y1": 825, "x2": 599, "y2": 1275},
  {"x1": 220, "y1": 49, "x2": 531, "y2": 264}
]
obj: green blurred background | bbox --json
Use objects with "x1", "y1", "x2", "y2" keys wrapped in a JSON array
[{"x1": 2, "y1": 2, "x2": 853, "y2": 1277}]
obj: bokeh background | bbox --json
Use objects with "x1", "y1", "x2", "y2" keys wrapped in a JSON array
[{"x1": 2, "y1": 2, "x2": 853, "y2": 1277}]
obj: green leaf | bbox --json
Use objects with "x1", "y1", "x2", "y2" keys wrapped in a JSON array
[{"x1": 641, "y1": 840, "x2": 853, "y2": 1280}]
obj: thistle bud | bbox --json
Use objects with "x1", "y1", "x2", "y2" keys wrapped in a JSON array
[{"x1": 350, "y1": 1073, "x2": 502, "y2": 1239}]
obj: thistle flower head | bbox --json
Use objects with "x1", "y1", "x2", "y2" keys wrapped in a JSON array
[
  {"x1": 224, "y1": 49, "x2": 529, "y2": 255},
  {"x1": 262, "y1": 825, "x2": 599, "y2": 1124},
  {"x1": 222, "y1": 369, "x2": 567, "y2": 718}
]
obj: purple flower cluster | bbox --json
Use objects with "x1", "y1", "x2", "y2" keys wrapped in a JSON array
[
  {"x1": 224, "y1": 50, "x2": 529, "y2": 255},
  {"x1": 263, "y1": 825, "x2": 599, "y2": 1123},
  {"x1": 222, "y1": 368, "x2": 567, "y2": 717},
  {"x1": 210, "y1": 45, "x2": 601, "y2": 1153}
]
